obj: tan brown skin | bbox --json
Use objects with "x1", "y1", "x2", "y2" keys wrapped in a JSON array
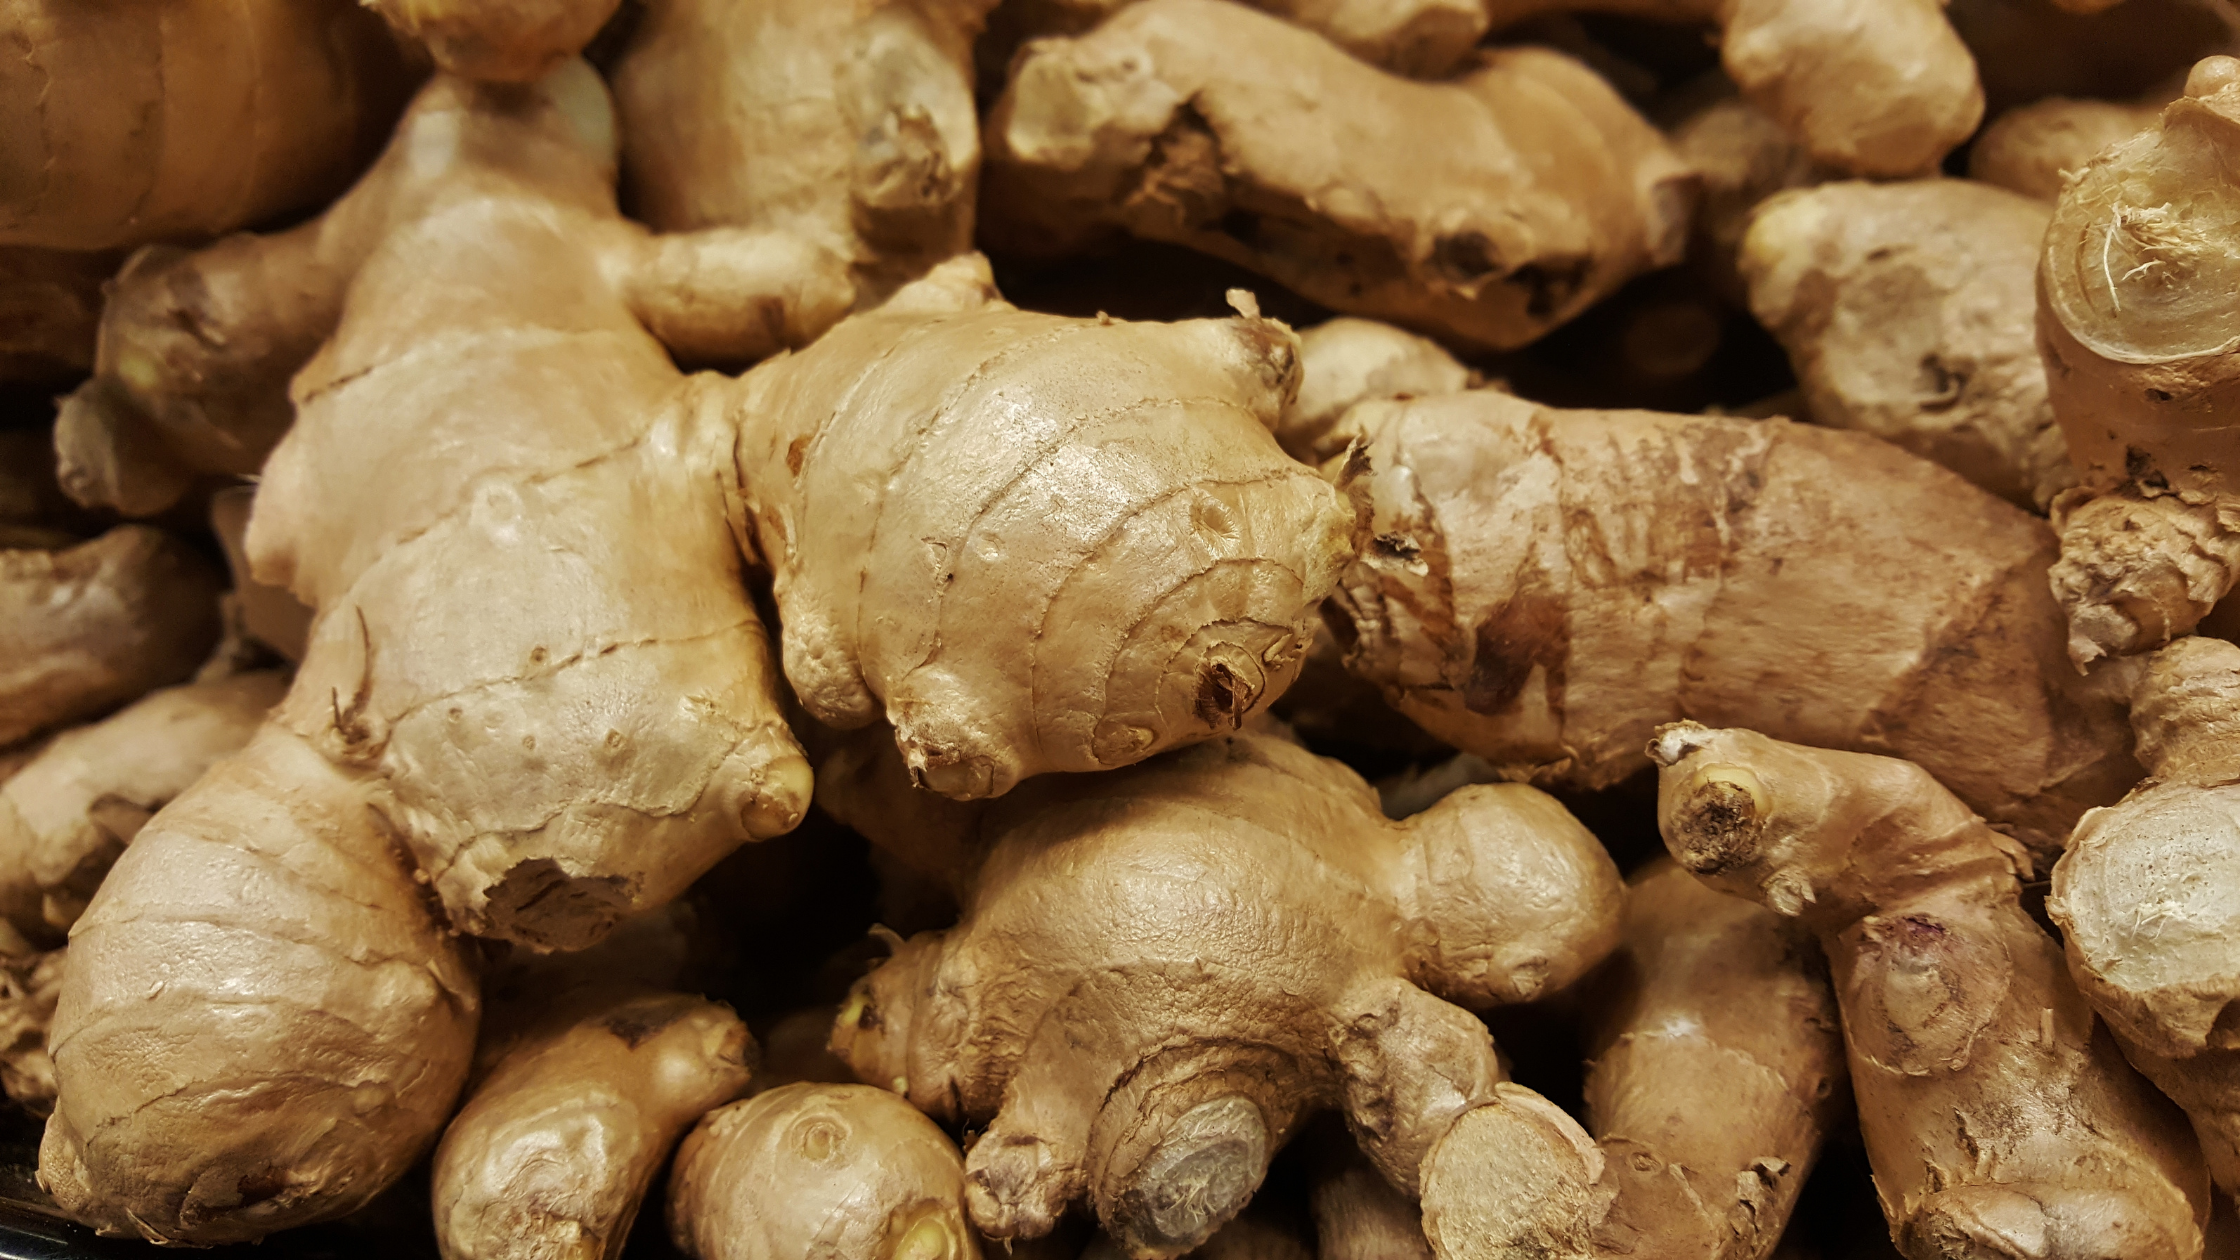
[
  {"x1": 2050, "y1": 636, "x2": 2240, "y2": 1194},
  {"x1": 176, "y1": 62, "x2": 824, "y2": 949},
  {"x1": 1281, "y1": 318, "x2": 1471, "y2": 464},
  {"x1": 1660, "y1": 86, "x2": 1830, "y2": 304},
  {"x1": 668, "y1": 1082, "x2": 982, "y2": 1260},
  {"x1": 0, "y1": 0, "x2": 412, "y2": 252},
  {"x1": 210, "y1": 487, "x2": 313, "y2": 664},
  {"x1": 0, "y1": 526, "x2": 224, "y2": 749},
  {"x1": 982, "y1": 0, "x2": 1693, "y2": 354},
  {"x1": 1650, "y1": 724, "x2": 2209, "y2": 1260},
  {"x1": 371, "y1": 0, "x2": 620, "y2": 82},
  {"x1": 1309, "y1": 1128, "x2": 1433, "y2": 1260},
  {"x1": 2037, "y1": 57, "x2": 2240, "y2": 665},
  {"x1": 1742, "y1": 179, "x2": 2073, "y2": 510},
  {"x1": 824, "y1": 726, "x2": 1623, "y2": 1257},
  {"x1": 432, "y1": 981, "x2": 752, "y2": 1260},
  {"x1": 729, "y1": 258, "x2": 1353, "y2": 800},
  {"x1": 1323, "y1": 389, "x2": 2140, "y2": 859},
  {"x1": 611, "y1": 0, "x2": 994, "y2": 321},
  {"x1": 1971, "y1": 98, "x2": 2163, "y2": 203},
  {"x1": 40, "y1": 725, "x2": 480, "y2": 1244},
  {"x1": 1578, "y1": 860, "x2": 1846, "y2": 1260},
  {"x1": 0, "y1": 947, "x2": 62, "y2": 1113},
  {"x1": 36, "y1": 61, "x2": 842, "y2": 1245},
  {"x1": 0, "y1": 670, "x2": 286, "y2": 944}
]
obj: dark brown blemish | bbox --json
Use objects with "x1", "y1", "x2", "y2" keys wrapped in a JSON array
[{"x1": 1462, "y1": 581, "x2": 1567, "y2": 717}]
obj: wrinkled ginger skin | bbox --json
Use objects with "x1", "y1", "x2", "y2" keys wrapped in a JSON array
[
  {"x1": 731, "y1": 257, "x2": 1353, "y2": 800},
  {"x1": 2037, "y1": 58, "x2": 2240, "y2": 665},
  {"x1": 612, "y1": 0, "x2": 993, "y2": 316},
  {"x1": 2051, "y1": 636, "x2": 2240, "y2": 1194},
  {"x1": 371, "y1": 0, "x2": 620, "y2": 82},
  {"x1": 0, "y1": 526, "x2": 224, "y2": 748},
  {"x1": 0, "y1": 670, "x2": 286, "y2": 943},
  {"x1": 825, "y1": 727, "x2": 1622, "y2": 1256},
  {"x1": 432, "y1": 991, "x2": 753, "y2": 1260},
  {"x1": 1577, "y1": 859, "x2": 1846, "y2": 1260},
  {"x1": 1324, "y1": 390, "x2": 2138, "y2": 857},
  {"x1": 222, "y1": 64, "x2": 825, "y2": 949},
  {"x1": 1970, "y1": 98, "x2": 2163, "y2": 203},
  {"x1": 0, "y1": 948, "x2": 62, "y2": 1114},
  {"x1": 983, "y1": 0, "x2": 1693, "y2": 353},
  {"x1": 1651, "y1": 725, "x2": 2208, "y2": 1260},
  {"x1": 1742, "y1": 179, "x2": 2072, "y2": 509},
  {"x1": 40, "y1": 726, "x2": 480, "y2": 1245},
  {"x1": 1477, "y1": 0, "x2": 1980, "y2": 176},
  {"x1": 667, "y1": 1082, "x2": 981, "y2": 1260},
  {"x1": 0, "y1": 0, "x2": 410, "y2": 251}
]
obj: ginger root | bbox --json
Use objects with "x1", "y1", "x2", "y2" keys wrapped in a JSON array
[
  {"x1": 1282, "y1": 318, "x2": 1471, "y2": 464},
  {"x1": 41, "y1": 726, "x2": 481, "y2": 1244},
  {"x1": 0, "y1": 526, "x2": 225, "y2": 748},
  {"x1": 1324, "y1": 389, "x2": 2138, "y2": 856},
  {"x1": 0, "y1": 247, "x2": 114, "y2": 382},
  {"x1": 982, "y1": 0, "x2": 1692, "y2": 352},
  {"x1": 2037, "y1": 57, "x2": 2240, "y2": 664},
  {"x1": 0, "y1": 0, "x2": 411, "y2": 251},
  {"x1": 1651, "y1": 724, "x2": 2209, "y2": 1260},
  {"x1": 433, "y1": 915, "x2": 753, "y2": 1260},
  {"x1": 1742, "y1": 179, "x2": 2073, "y2": 509},
  {"x1": 0, "y1": 948, "x2": 63, "y2": 1114},
  {"x1": 370, "y1": 0, "x2": 619, "y2": 82},
  {"x1": 0, "y1": 670, "x2": 286, "y2": 944},
  {"x1": 611, "y1": 0, "x2": 995, "y2": 317},
  {"x1": 730, "y1": 257, "x2": 1353, "y2": 799},
  {"x1": 1971, "y1": 97, "x2": 2163, "y2": 202},
  {"x1": 2050, "y1": 635, "x2": 2240, "y2": 1193},
  {"x1": 668, "y1": 1081, "x2": 982, "y2": 1260},
  {"x1": 823, "y1": 725, "x2": 1622, "y2": 1255}
]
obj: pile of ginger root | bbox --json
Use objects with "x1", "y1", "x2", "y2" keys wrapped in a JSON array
[{"x1": 8, "y1": 0, "x2": 2240, "y2": 1257}]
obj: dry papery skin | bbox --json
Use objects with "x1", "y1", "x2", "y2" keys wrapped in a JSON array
[
  {"x1": 2038, "y1": 57, "x2": 2240, "y2": 665},
  {"x1": 1742, "y1": 179, "x2": 2073, "y2": 510},
  {"x1": 36, "y1": 61, "x2": 852, "y2": 1245},
  {"x1": 0, "y1": 526, "x2": 224, "y2": 749},
  {"x1": 613, "y1": 0, "x2": 995, "y2": 316},
  {"x1": 1970, "y1": 97, "x2": 2164, "y2": 203},
  {"x1": 433, "y1": 923, "x2": 752, "y2": 1260},
  {"x1": 0, "y1": 247, "x2": 113, "y2": 381},
  {"x1": 730, "y1": 255, "x2": 1352, "y2": 800},
  {"x1": 130, "y1": 62, "x2": 828, "y2": 951},
  {"x1": 1651, "y1": 724, "x2": 2208, "y2": 1260},
  {"x1": 1279, "y1": 318, "x2": 1472, "y2": 464},
  {"x1": 40, "y1": 725, "x2": 480, "y2": 1244},
  {"x1": 822, "y1": 725, "x2": 1623, "y2": 1256},
  {"x1": 1579, "y1": 859, "x2": 1844, "y2": 1260},
  {"x1": 0, "y1": 0, "x2": 411, "y2": 251},
  {"x1": 0, "y1": 948, "x2": 63, "y2": 1113},
  {"x1": 0, "y1": 670, "x2": 285, "y2": 946},
  {"x1": 1324, "y1": 388, "x2": 2139, "y2": 858},
  {"x1": 668, "y1": 1081, "x2": 981, "y2": 1260},
  {"x1": 2050, "y1": 636, "x2": 2240, "y2": 1194},
  {"x1": 983, "y1": 0, "x2": 1692, "y2": 354}
]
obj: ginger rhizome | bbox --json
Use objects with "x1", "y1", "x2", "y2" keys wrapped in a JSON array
[
  {"x1": 822, "y1": 725, "x2": 1623, "y2": 1255},
  {"x1": 2050, "y1": 635, "x2": 2240, "y2": 1193},
  {"x1": 370, "y1": 0, "x2": 621, "y2": 82},
  {"x1": 667, "y1": 1081, "x2": 982, "y2": 1260},
  {"x1": 0, "y1": 248, "x2": 114, "y2": 382},
  {"x1": 1281, "y1": 318, "x2": 1471, "y2": 464},
  {"x1": 1650, "y1": 724, "x2": 2208, "y2": 1260},
  {"x1": 1971, "y1": 97, "x2": 2163, "y2": 203},
  {"x1": 0, "y1": 671, "x2": 286, "y2": 944},
  {"x1": 41, "y1": 725, "x2": 481, "y2": 1244},
  {"x1": 0, "y1": 0, "x2": 411, "y2": 252},
  {"x1": 612, "y1": 0, "x2": 995, "y2": 318},
  {"x1": 38, "y1": 60, "x2": 845, "y2": 1243},
  {"x1": 1323, "y1": 389, "x2": 2138, "y2": 857},
  {"x1": 1742, "y1": 179, "x2": 2073, "y2": 509},
  {"x1": 982, "y1": 0, "x2": 1692, "y2": 353},
  {"x1": 0, "y1": 948, "x2": 63, "y2": 1114},
  {"x1": 432, "y1": 914, "x2": 753, "y2": 1260},
  {"x1": 1, "y1": 526, "x2": 225, "y2": 749},
  {"x1": 2036, "y1": 56, "x2": 2240, "y2": 665},
  {"x1": 729, "y1": 257, "x2": 1353, "y2": 800}
]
